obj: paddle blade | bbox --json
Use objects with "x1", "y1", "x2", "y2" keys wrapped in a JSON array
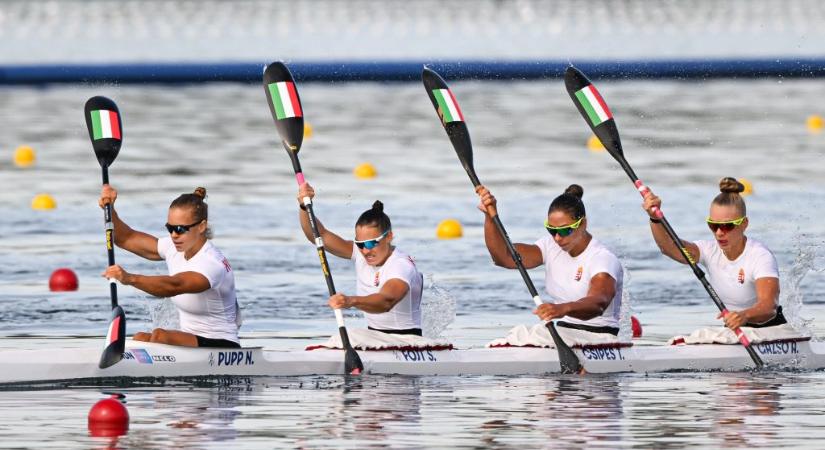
[
  {"x1": 564, "y1": 66, "x2": 624, "y2": 159},
  {"x1": 263, "y1": 62, "x2": 305, "y2": 155},
  {"x1": 421, "y1": 67, "x2": 477, "y2": 183},
  {"x1": 84, "y1": 96, "x2": 122, "y2": 168},
  {"x1": 339, "y1": 327, "x2": 364, "y2": 375},
  {"x1": 98, "y1": 305, "x2": 126, "y2": 369},
  {"x1": 546, "y1": 322, "x2": 583, "y2": 374}
]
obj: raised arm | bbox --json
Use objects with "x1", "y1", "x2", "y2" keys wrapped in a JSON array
[
  {"x1": 642, "y1": 191, "x2": 699, "y2": 264},
  {"x1": 475, "y1": 185, "x2": 543, "y2": 269},
  {"x1": 296, "y1": 182, "x2": 353, "y2": 259},
  {"x1": 100, "y1": 185, "x2": 161, "y2": 261}
]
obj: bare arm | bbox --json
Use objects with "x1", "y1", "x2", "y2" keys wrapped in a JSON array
[
  {"x1": 476, "y1": 185, "x2": 543, "y2": 269},
  {"x1": 297, "y1": 182, "x2": 353, "y2": 259},
  {"x1": 329, "y1": 278, "x2": 409, "y2": 314},
  {"x1": 103, "y1": 265, "x2": 210, "y2": 298},
  {"x1": 720, "y1": 277, "x2": 779, "y2": 329},
  {"x1": 100, "y1": 185, "x2": 161, "y2": 261},
  {"x1": 642, "y1": 191, "x2": 699, "y2": 264},
  {"x1": 534, "y1": 272, "x2": 616, "y2": 321}
]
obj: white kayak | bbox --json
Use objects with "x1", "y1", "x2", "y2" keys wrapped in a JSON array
[{"x1": 0, "y1": 337, "x2": 822, "y2": 385}]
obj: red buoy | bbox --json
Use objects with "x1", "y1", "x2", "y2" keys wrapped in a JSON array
[
  {"x1": 631, "y1": 315, "x2": 643, "y2": 338},
  {"x1": 88, "y1": 397, "x2": 129, "y2": 437},
  {"x1": 49, "y1": 268, "x2": 78, "y2": 291}
]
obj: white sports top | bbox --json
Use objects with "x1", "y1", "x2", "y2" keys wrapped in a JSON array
[
  {"x1": 352, "y1": 245, "x2": 423, "y2": 330},
  {"x1": 157, "y1": 236, "x2": 241, "y2": 343},
  {"x1": 696, "y1": 237, "x2": 779, "y2": 311},
  {"x1": 534, "y1": 236, "x2": 624, "y2": 329}
]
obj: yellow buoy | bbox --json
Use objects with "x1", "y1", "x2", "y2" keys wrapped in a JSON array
[
  {"x1": 304, "y1": 122, "x2": 314, "y2": 138},
  {"x1": 14, "y1": 145, "x2": 36, "y2": 167},
  {"x1": 738, "y1": 178, "x2": 753, "y2": 196},
  {"x1": 587, "y1": 135, "x2": 605, "y2": 152},
  {"x1": 436, "y1": 219, "x2": 463, "y2": 239},
  {"x1": 353, "y1": 163, "x2": 377, "y2": 179},
  {"x1": 32, "y1": 193, "x2": 57, "y2": 210},
  {"x1": 807, "y1": 115, "x2": 823, "y2": 133}
]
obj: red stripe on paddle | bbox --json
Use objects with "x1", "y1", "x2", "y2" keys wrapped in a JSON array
[
  {"x1": 109, "y1": 111, "x2": 121, "y2": 140},
  {"x1": 286, "y1": 82, "x2": 303, "y2": 117},
  {"x1": 447, "y1": 89, "x2": 464, "y2": 121},
  {"x1": 589, "y1": 85, "x2": 613, "y2": 119},
  {"x1": 109, "y1": 315, "x2": 121, "y2": 344}
]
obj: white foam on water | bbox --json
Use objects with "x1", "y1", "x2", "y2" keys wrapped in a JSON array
[
  {"x1": 421, "y1": 273, "x2": 456, "y2": 339},
  {"x1": 781, "y1": 232, "x2": 822, "y2": 340}
]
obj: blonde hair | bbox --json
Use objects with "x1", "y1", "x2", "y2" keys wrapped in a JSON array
[{"x1": 712, "y1": 177, "x2": 746, "y2": 216}]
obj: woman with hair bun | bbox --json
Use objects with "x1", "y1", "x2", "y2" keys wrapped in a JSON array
[
  {"x1": 297, "y1": 183, "x2": 423, "y2": 335},
  {"x1": 99, "y1": 185, "x2": 241, "y2": 348},
  {"x1": 476, "y1": 184, "x2": 624, "y2": 335},
  {"x1": 642, "y1": 177, "x2": 784, "y2": 330}
]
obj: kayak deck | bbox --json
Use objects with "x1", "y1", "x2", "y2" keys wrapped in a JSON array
[{"x1": 0, "y1": 338, "x2": 823, "y2": 386}]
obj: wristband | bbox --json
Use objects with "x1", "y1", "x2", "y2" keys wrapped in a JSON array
[{"x1": 649, "y1": 217, "x2": 661, "y2": 224}]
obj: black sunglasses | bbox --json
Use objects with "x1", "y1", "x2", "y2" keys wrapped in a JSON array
[{"x1": 165, "y1": 220, "x2": 203, "y2": 235}]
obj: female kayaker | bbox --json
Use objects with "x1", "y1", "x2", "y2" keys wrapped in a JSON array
[
  {"x1": 642, "y1": 177, "x2": 783, "y2": 330},
  {"x1": 99, "y1": 185, "x2": 241, "y2": 348},
  {"x1": 297, "y1": 183, "x2": 424, "y2": 336},
  {"x1": 476, "y1": 184, "x2": 624, "y2": 336}
]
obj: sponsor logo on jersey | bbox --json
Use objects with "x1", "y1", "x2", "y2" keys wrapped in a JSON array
[
  {"x1": 222, "y1": 258, "x2": 232, "y2": 272},
  {"x1": 374, "y1": 272, "x2": 380, "y2": 287},
  {"x1": 574, "y1": 266, "x2": 583, "y2": 282},
  {"x1": 738, "y1": 268, "x2": 745, "y2": 284}
]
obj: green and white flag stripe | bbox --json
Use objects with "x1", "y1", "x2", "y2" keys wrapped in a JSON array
[
  {"x1": 574, "y1": 85, "x2": 613, "y2": 127},
  {"x1": 432, "y1": 89, "x2": 464, "y2": 123},
  {"x1": 268, "y1": 81, "x2": 303, "y2": 120},
  {"x1": 90, "y1": 109, "x2": 121, "y2": 140}
]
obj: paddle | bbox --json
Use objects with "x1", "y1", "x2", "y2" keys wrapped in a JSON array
[
  {"x1": 84, "y1": 96, "x2": 126, "y2": 369},
  {"x1": 263, "y1": 61, "x2": 364, "y2": 375},
  {"x1": 422, "y1": 67, "x2": 583, "y2": 374},
  {"x1": 563, "y1": 65, "x2": 765, "y2": 369}
]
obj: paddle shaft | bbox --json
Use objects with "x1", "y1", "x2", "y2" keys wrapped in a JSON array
[
  {"x1": 289, "y1": 153, "x2": 355, "y2": 346},
  {"x1": 617, "y1": 158, "x2": 763, "y2": 366},
  {"x1": 101, "y1": 166, "x2": 119, "y2": 309},
  {"x1": 468, "y1": 170, "x2": 582, "y2": 373}
]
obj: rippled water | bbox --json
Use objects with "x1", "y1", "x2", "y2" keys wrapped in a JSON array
[{"x1": 2, "y1": 79, "x2": 825, "y2": 447}]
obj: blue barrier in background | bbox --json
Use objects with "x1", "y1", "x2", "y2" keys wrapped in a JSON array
[{"x1": 2, "y1": 59, "x2": 825, "y2": 84}]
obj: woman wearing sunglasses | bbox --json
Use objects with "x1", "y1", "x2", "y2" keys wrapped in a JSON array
[
  {"x1": 98, "y1": 185, "x2": 241, "y2": 348},
  {"x1": 297, "y1": 183, "x2": 423, "y2": 336},
  {"x1": 476, "y1": 184, "x2": 624, "y2": 336},
  {"x1": 642, "y1": 177, "x2": 784, "y2": 330}
]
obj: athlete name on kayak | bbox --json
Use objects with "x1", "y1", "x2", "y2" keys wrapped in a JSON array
[
  {"x1": 208, "y1": 350, "x2": 255, "y2": 367},
  {"x1": 756, "y1": 341, "x2": 799, "y2": 355},
  {"x1": 582, "y1": 347, "x2": 625, "y2": 361},
  {"x1": 393, "y1": 349, "x2": 437, "y2": 362}
]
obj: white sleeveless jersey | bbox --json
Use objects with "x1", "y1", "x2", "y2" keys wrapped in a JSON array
[
  {"x1": 158, "y1": 237, "x2": 241, "y2": 343},
  {"x1": 352, "y1": 245, "x2": 423, "y2": 330},
  {"x1": 533, "y1": 236, "x2": 624, "y2": 329},
  {"x1": 696, "y1": 237, "x2": 779, "y2": 311}
]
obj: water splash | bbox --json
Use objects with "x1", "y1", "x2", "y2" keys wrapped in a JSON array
[
  {"x1": 421, "y1": 274, "x2": 456, "y2": 339},
  {"x1": 617, "y1": 267, "x2": 634, "y2": 342},
  {"x1": 147, "y1": 297, "x2": 181, "y2": 331},
  {"x1": 780, "y1": 234, "x2": 821, "y2": 340}
]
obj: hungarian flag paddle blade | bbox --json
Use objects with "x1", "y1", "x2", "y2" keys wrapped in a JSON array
[
  {"x1": 84, "y1": 96, "x2": 122, "y2": 168},
  {"x1": 99, "y1": 305, "x2": 126, "y2": 369},
  {"x1": 564, "y1": 67, "x2": 624, "y2": 159},
  {"x1": 421, "y1": 67, "x2": 475, "y2": 177},
  {"x1": 263, "y1": 62, "x2": 305, "y2": 154}
]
